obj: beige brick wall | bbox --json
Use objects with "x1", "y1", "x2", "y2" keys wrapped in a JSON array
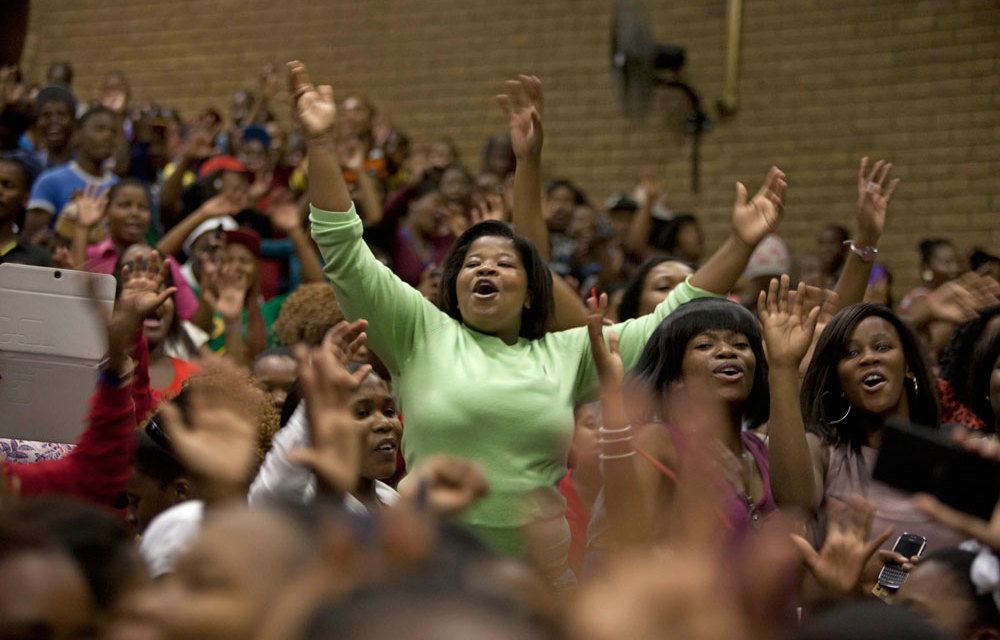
[{"x1": 21, "y1": 0, "x2": 1000, "y2": 293}]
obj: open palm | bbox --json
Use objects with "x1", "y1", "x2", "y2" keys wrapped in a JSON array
[
  {"x1": 733, "y1": 166, "x2": 786, "y2": 248},
  {"x1": 856, "y1": 157, "x2": 899, "y2": 241},
  {"x1": 497, "y1": 75, "x2": 543, "y2": 160},
  {"x1": 118, "y1": 251, "x2": 175, "y2": 322},
  {"x1": 758, "y1": 275, "x2": 820, "y2": 368},
  {"x1": 288, "y1": 343, "x2": 372, "y2": 494},
  {"x1": 288, "y1": 60, "x2": 336, "y2": 137}
]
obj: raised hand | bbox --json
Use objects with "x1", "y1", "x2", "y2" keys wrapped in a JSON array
[
  {"x1": 197, "y1": 191, "x2": 246, "y2": 220},
  {"x1": 791, "y1": 495, "x2": 894, "y2": 598},
  {"x1": 158, "y1": 366, "x2": 259, "y2": 488},
  {"x1": 637, "y1": 167, "x2": 665, "y2": 207},
  {"x1": 497, "y1": 74, "x2": 543, "y2": 160},
  {"x1": 586, "y1": 292, "x2": 624, "y2": 390},
  {"x1": 400, "y1": 456, "x2": 490, "y2": 516},
  {"x1": 856, "y1": 157, "x2": 899, "y2": 243},
  {"x1": 259, "y1": 61, "x2": 278, "y2": 101},
  {"x1": 287, "y1": 343, "x2": 372, "y2": 494},
  {"x1": 118, "y1": 250, "x2": 177, "y2": 324},
  {"x1": 926, "y1": 272, "x2": 1000, "y2": 324},
  {"x1": 267, "y1": 202, "x2": 303, "y2": 234},
  {"x1": 470, "y1": 194, "x2": 506, "y2": 224},
  {"x1": 288, "y1": 60, "x2": 336, "y2": 138},
  {"x1": 322, "y1": 319, "x2": 369, "y2": 365},
  {"x1": 100, "y1": 88, "x2": 128, "y2": 115},
  {"x1": 74, "y1": 182, "x2": 108, "y2": 229},
  {"x1": 181, "y1": 123, "x2": 218, "y2": 162},
  {"x1": 732, "y1": 166, "x2": 786, "y2": 249},
  {"x1": 212, "y1": 263, "x2": 251, "y2": 322},
  {"x1": 757, "y1": 275, "x2": 822, "y2": 368},
  {"x1": 0, "y1": 65, "x2": 27, "y2": 106}
]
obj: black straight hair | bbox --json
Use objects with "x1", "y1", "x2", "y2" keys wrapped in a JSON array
[
  {"x1": 629, "y1": 297, "x2": 770, "y2": 429},
  {"x1": 801, "y1": 303, "x2": 940, "y2": 451},
  {"x1": 438, "y1": 220, "x2": 553, "y2": 340},
  {"x1": 617, "y1": 255, "x2": 693, "y2": 322}
]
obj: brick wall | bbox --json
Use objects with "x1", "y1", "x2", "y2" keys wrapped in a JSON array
[{"x1": 21, "y1": 0, "x2": 1000, "y2": 293}]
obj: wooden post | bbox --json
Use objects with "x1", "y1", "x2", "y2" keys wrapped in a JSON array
[{"x1": 719, "y1": 0, "x2": 743, "y2": 116}]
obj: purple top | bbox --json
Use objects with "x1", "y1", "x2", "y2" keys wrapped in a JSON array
[{"x1": 663, "y1": 424, "x2": 779, "y2": 544}]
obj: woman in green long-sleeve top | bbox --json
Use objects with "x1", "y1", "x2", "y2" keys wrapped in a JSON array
[{"x1": 289, "y1": 61, "x2": 787, "y2": 574}]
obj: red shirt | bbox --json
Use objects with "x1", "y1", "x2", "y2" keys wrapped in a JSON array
[{"x1": 5, "y1": 378, "x2": 136, "y2": 506}]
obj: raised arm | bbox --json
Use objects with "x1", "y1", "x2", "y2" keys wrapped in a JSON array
[
  {"x1": 292, "y1": 61, "x2": 445, "y2": 374},
  {"x1": 8, "y1": 254, "x2": 176, "y2": 504},
  {"x1": 586, "y1": 294, "x2": 654, "y2": 548},
  {"x1": 626, "y1": 170, "x2": 665, "y2": 260},
  {"x1": 158, "y1": 121, "x2": 219, "y2": 230},
  {"x1": 758, "y1": 275, "x2": 821, "y2": 514},
  {"x1": 290, "y1": 61, "x2": 352, "y2": 213},
  {"x1": 689, "y1": 166, "x2": 786, "y2": 295},
  {"x1": 69, "y1": 184, "x2": 108, "y2": 270},
  {"x1": 498, "y1": 74, "x2": 589, "y2": 330},
  {"x1": 831, "y1": 158, "x2": 899, "y2": 310},
  {"x1": 499, "y1": 75, "x2": 547, "y2": 258},
  {"x1": 266, "y1": 200, "x2": 326, "y2": 284},
  {"x1": 156, "y1": 191, "x2": 246, "y2": 258},
  {"x1": 563, "y1": 167, "x2": 788, "y2": 399}
]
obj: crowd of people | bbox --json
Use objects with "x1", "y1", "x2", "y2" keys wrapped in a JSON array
[{"x1": 2, "y1": 55, "x2": 1000, "y2": 640}]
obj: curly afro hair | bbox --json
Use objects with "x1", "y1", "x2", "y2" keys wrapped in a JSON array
[
  {"x1": 171, "y1": 358, "x2": 280, "y2": 465},
  {"x1": 272, "y1": 283, "x2": 345, "y2": 347}
]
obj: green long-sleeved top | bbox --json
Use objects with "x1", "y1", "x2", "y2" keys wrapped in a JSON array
[{"x1": 310, "y1": 204, "x2": 714, "y2": 556}]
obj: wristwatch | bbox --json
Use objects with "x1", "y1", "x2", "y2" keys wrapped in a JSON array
[{"x1": 843, "y1": 240, "x2": 878, "y2": 263}]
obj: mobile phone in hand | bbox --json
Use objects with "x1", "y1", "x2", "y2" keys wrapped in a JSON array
[{"x1": 876, "y1": 532, "x2": 926, "y2": 590}]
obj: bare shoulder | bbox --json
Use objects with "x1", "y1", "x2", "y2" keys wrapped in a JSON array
[
  {"x1": 634, "y1": 422, "x2": 678, "y2": 470},
  {"x1": 805, "y1": 431, "x2": 830, "y2": 471}
]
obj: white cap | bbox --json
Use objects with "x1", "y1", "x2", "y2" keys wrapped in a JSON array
[{"x1": 182, "y1": 216, "x2": 239, "y2": 255}]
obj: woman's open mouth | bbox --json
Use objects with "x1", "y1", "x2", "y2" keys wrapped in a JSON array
[
  {"x1": 861, "y1": 371, "x2": 888, "y2": 392},
  {"x1": 472, "y1": 279, "x2": 499, "y2": 300},
  {"x1": 712, "y1": 362, "x2": 745, "y2": 383},
  {"x1": 374, "y1": 438, "x2": 397, "y2": 458}
]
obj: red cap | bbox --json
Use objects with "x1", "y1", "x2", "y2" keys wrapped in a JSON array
[
  {"x1": 198, "y1": 155, "x2": 249, "y2": 178},
  {"x1": 224, "y1": 228, "x2": 261, "y2": 257}
]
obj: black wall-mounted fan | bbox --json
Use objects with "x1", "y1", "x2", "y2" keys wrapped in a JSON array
[{"x1": 610, "y1": 0, "x2": 711, "y2": 192}]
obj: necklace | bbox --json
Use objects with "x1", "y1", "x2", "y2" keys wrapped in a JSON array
[
  {"x1": 739, "y1": 449, "x2": 762, "y2": 529},
  {"x1": 717, "y1": 442, "x2": 763, "y2": 530}
]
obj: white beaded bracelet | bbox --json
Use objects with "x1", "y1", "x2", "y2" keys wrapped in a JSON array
[
  {"x1": 598, "y1": 425, "x2": 633, "y2": 435},
  {"x1": 599, "y1": 450, "x2": 636, "y2": 460}
]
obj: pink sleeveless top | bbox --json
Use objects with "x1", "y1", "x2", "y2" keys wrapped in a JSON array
[{"x1": 816, "y1": 445, "x2": 966, "y2": 552}]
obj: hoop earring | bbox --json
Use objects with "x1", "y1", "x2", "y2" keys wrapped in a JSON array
[
  {"x1": 921, "y1": 269, "x2": 934, "y2": 285},
  {"x1": 821, "y1": 391, "x2": 852, "y2": 425},
  {"x1": 907, "y1": 376, "x2": 919, "y2": 395}
]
